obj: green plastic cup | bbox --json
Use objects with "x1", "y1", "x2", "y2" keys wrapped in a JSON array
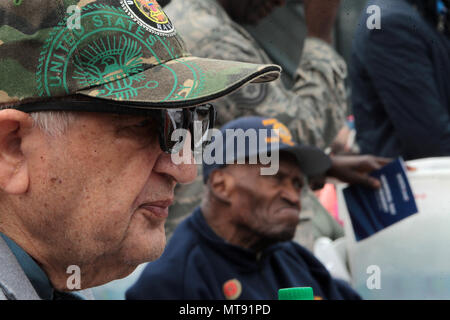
[{"x1": 278, "y1": 287, "x2": 314, "y2": 300}]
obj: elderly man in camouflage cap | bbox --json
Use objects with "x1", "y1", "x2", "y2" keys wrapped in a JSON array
[{"x1": 0, "y1": 0, "x2": 280, "y2": 300}]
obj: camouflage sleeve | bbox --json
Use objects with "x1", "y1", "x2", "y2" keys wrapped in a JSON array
[
  {"x1": 184, "y1": 27, "x2": 346, "y2": 149},
  {"x1": 290, "y1": 37, "x2": 348, "y2": 149}
]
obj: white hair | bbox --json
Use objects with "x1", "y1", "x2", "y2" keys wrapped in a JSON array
[{"x1": 30, "y1": 111, "x2": 76, "y2": 137}]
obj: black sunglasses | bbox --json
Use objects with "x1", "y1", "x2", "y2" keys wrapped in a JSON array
[
  {"x1": 153, "y1": 104, "x2": 217, "y2": 154},
  {"x1": 14, "y1": 99, "x2": 216, "y2": 154}
]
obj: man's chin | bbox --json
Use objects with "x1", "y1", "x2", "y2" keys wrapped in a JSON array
[
  {"x1": 270, "y1": 227, "x2": 297, "y2": 243},
  {"x1": 112, "y1": 239, "x2": 166, "y2": 282},
  {"x1": 142, "y1": 232, "x2": 167, "y2": 262},
  {"x1": 122, "y1": 231, "x2": 166, "y2": 266},
  {"x1": 278, "y1": 232, "x2": 296, "y2": 242}
]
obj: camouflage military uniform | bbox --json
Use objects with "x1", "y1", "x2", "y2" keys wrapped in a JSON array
[{"x1": 165, "y1": 0, "x2": 346, "y2": 250}]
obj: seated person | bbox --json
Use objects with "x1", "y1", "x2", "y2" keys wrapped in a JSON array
[{"x1": 126, "y1": 117, "x2": 361, "y2": 300}]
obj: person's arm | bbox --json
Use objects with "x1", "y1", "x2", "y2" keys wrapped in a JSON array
[
  {"x1": 228, "y1": 0, "x2": 348, "y2": 149},
  {"x1": 303, "y1": 0, "x2": 341, "y2": 45},
  {"x1": 333, "y1": 278, "x2": 362, "y2": 300},
  {"x1": 361, "y1": 13, "x2": 450, "y2": 157},
  {"x1": 284, "y1": 0, "x2": 347, "y2": 148},
  {"x1": 326, "y1": 155, "x2": 392, "y2": 189},
  {"x1": 308, "y1": 155, "x2": 392, "y2": 190},
  {"x1": 287, "y1": 35, "x2": 348, "y2": 149}
]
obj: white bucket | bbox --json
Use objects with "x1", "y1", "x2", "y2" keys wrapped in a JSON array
[{"x1": 338, "y1": 157, "x2": 450, "y2": 299}]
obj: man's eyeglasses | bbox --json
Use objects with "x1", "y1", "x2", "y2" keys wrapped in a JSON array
[
  {"x1": 156, "y1": 104, "x2": 216, "y2": 154},
  {"x1": 15, "y1": 99, "x2": 216, "y2": 154}
]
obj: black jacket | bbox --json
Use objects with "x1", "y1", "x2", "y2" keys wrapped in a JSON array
[
  {"x1": 351, "y1": 0, "x2": 450, "y2": 160},
  {"x1": 126, "y1": 208, "x2": 361, "y2": 300}
]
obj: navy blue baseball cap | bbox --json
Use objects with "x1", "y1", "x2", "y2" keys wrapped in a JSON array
[{"x1": 202, "y1": 116, "x2": 331, "y2": 183}]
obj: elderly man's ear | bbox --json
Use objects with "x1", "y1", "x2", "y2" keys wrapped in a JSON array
[
  {"x1": 0, "y1": 110, "x2": 32, "y2": 195},
  {"x1": 208, "y1": 169, "x2": 235, "y2": 204}
]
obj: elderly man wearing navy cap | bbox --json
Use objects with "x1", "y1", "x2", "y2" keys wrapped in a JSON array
[{"x1": 127, "y1": 116, "x2": 362, "y2": 300}]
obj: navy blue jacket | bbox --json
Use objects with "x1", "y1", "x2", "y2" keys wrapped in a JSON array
[
  {"x1": 126, "y1": 208, "x2": 361, "y2": 300},
  {"x1": 351, "y1": 0, "x2": 450, "y2": 160}
]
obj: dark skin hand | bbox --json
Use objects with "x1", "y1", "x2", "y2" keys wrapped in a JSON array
[
  {"x1": 219, "y1": 0, "x2": 342, "y2": 42},
  {"x1": 218, "y1": 0, "x2": 286, "y2": 25},
  {"x1": 219, "y1": 0, "x2": 340, "y2": 38},
  {"x1": 303, "y1": 0, "x2": 341, "y2": 44},
  {"x1": 309, "y1": 155, "x2": 393, "y2": 191}
]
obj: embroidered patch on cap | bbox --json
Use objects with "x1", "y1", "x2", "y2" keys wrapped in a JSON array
[
  {"x1": 223, "y1": 279, "x2": 242, "y2": 300},
  {"x1": 262, "y1": 118, "x2": 295, "y2": 146},
  {"x1": 120, "y1": 0, "x2": 176, "y2": 37}
]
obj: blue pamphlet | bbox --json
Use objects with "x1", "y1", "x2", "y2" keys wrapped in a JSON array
[{"x1": 343, "y1": 158, "x2": 418, "y2": 241}]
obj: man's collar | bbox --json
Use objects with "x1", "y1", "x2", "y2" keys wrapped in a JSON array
[
  {"x1": 0, "y1": 233, "x2": 54, "y2": 300},
  {"x1": 191, "y1": 208, "x2": 283, "y2": 269}
]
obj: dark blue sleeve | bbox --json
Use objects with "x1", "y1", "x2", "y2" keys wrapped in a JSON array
[
  {"x1": 333, "y1": 278, "x2": 362, "y2": 300},
  {"x1": 125, "y1": 261, "x2": 185, "y2": 299},
  {"x1": 125, "y1": 245, "x2": 220, "y2": 300},
  {"x1": 361, "y1": 13, "x2": 450, "y2": 157},
  {"x1": 287, "y1": 242, "x2": 362, "y2": 300}
]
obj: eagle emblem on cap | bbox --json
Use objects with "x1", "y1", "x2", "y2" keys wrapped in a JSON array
[{"x1": 73, "y1": 35, "x2": 158, "y2": 100}]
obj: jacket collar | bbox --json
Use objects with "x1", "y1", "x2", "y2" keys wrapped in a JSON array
[
  {"x1": 0, "y1": 233, "x2": 41, "y2": 300},
  {"x1": 0, "y1": 233, "x2": 53, "y2": 300},
  {"x1": 190, "y1": 208, "x2": 283, "y2": 271},
  {"x1": 0, "y1": 233, "x2": 93, "y2": 300}
]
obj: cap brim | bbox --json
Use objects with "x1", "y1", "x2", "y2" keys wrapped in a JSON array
[
  {"x1": 280, "y1": 145, "x2": 331, "y2": 176},
  {"x1": 77, "y1": 56, "x2": 280, "y2": 109}
]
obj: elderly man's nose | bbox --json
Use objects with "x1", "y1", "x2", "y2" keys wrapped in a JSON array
[
  {"x1": 153, "y1": 148, "x2": 198, "y2": 184},
  {"x1": 282, "y1": 183, "x2": 301, "y2": 207}
]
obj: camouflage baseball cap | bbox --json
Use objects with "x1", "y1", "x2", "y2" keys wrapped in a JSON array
[{"x1": 0, "y1": 0, "x2": 281, "y2": 109}]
